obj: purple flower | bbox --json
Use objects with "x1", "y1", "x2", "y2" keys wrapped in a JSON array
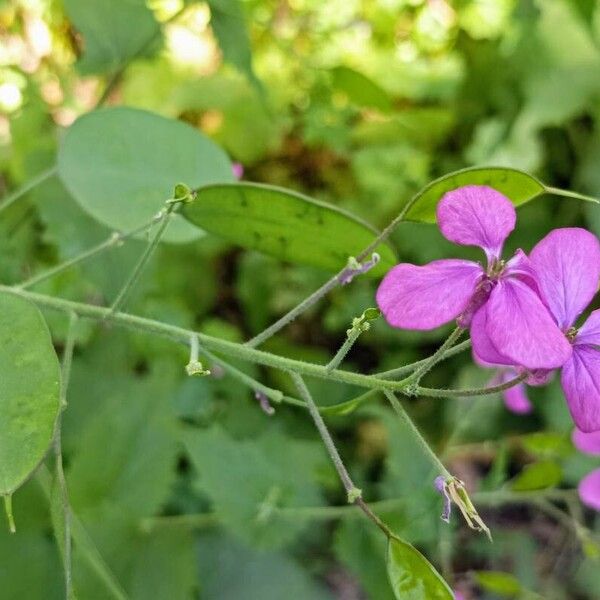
[
  {"x1": 525, "y1": 228, "x2": 600, "y2": 432},
  {"x1": 572, "y1": 428, "x2": 600, "y2": 511},
  {"x1": 494, "y1": 368, "x2": 533, "y2": 415},
  {"x1": 377, "y1": 186, "x2": 571, "y2": 370}
]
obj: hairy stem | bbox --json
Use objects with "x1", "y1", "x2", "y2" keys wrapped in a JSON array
[
  {"x1": 19, "y1": 214, "x2": 162, "y2": 289},
  {"x1": 382, "y1": 390, "x2": 452, "y2": 479},
  {"x1": 54, "y1": 312, "x2": 78, "y2": 598},
  {"x1": 399, "y1": 327, "x2": 464, "y2": 385},
  {"x1": 326, "y1": 328, "x2": 362, "y2": 372},
  {"x1": 417, "y1": 373, "x2": 527, "y2": 398},
  {"x1": 106, "y1": 205, "x2": 174, "y2": 318},
  {"x1": 291, "y1": 372, "x2": 397, "y2": 539},
  {"x1": 0, "y1": 166, "x2": 57, "y2": 216}
]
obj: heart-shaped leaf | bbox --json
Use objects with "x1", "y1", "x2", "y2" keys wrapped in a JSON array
[
  {"x1": 0, "y1": 293, "x2": 61, "y2": 496},
  {"x1": 182, "y1": 182, "x2": 397, "y2": 275},
  {"x1": 404, "y1": 167, "x2": 545, "y2": 223},
  {"x1": 386, "y1": 537, "x2": 453, "y2": 600},
  {"x1": 58, "y1": 107, "x2": 234, "y2": 243}
]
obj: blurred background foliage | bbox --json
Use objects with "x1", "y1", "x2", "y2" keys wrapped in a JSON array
[{"x1": 1, "y1": 0, "x2": 600, "y2": 598}]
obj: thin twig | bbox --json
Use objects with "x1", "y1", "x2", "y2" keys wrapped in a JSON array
[{"x1": 0, "y1": 166, "x2": 57, "y2": 216}]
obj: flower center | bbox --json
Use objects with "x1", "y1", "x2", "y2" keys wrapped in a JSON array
[
  {"x1": 487, "y1": 258, "x2": 505, "y2": 280},
  {"x1": 565, "y1": 326, "x2": 578, "y2": 343}
]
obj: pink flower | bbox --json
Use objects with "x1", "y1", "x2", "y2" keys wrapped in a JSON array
[
  {"x1": 494, "y1": 368, "x2": 533, "y2": 415},
  {"x1": 524, "y1": 229, "x2": 600, "y2": 432},
  {"x1": 377, "y1": 185, "x2": 571, "y2": 370},
  {"x1": 572, "y1": 428, "x2": 600, "y2": 511}
]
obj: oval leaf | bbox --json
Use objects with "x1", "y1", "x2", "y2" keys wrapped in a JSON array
[
  {"x1": 58, "y1": 107, "x2": 234, "y2": 243},
  {"x1": 405, "y1": 166, "x2": 545, "y2": 223},
  {"x1": 182, "y1": 182, "x2": 397, "y2": 275},
  {"x1": 386, "y1": 537, "x2": 453, "y2": 600},
  {"x1": 510, "y1": 460, "x2": 562, "y2": 491},
  {"x1": 0, "y1": 293, "x2": 61, "y2": 495}
]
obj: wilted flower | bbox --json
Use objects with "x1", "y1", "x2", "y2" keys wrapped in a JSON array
[
  {"x1": 572, "y1": 428, "x2": 600, "y2": 511},
  {"x1": 377, "y1": 186, "x2": 571, "y2": 370}
]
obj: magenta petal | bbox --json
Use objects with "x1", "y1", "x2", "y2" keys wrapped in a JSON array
[
  {"x1": 572, "y1": 428, "x2": 600, "y2": 456},
  {"x1": 503, "y1": 379, "x2": 533, "y2": 415},
  {"x1": 470, "y1": 305, "x2": 514, "y2": 366},
  {"x1": 436, "y1": 185, "x2": 516, "y2": 260},
  {"x1": 561, "y1": 346, "x2": 600, "y2": 433},
  {"x1": 376, "y1": 259, "x2": 483, "y2": 330},
  {"x1": 485, "y1": 278, "x2": 572, "y2": 370},
  {"x1": 578, "y1": 469, "x2": 600, "y2": 511},
  {"x1": 529, "y1": 228, "x2": 600, "y2": 330},
  {"x1": 577, "y1": 309, "x2": 600, "y2": 346}
]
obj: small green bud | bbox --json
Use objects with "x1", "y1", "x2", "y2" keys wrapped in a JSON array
[
  {"x1": 185, "y1": 360, "x2": 210, "y2": 377},
  {"x1": 347, "y1": 487, "x2": 362, "y2": 503}
]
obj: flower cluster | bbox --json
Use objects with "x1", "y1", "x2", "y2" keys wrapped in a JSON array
[{"x1": 377, "y1": 185, "x2": 600, "y2": 432}]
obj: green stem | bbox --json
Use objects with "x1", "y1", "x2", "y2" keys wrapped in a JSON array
[
  {"x1": 3, "y1": 495, "x2": 15, "y2": 533},
  {"x1": 416, "y1": 373, "x2": 527, "y2": 398},
  {"x1": 291, "y1": 372, "x2": 397, "y2": 539},
  {"x1": 19, "y1": 214, "x2": 162, "y2": 289},
  {"x1": 0, "y1": 166, "x2": 57, "y2": 215},
  {"x1": 245, "y1": 202, "x2": 412, "y2": 349},
  {"x1": 399, "y1": 327, "x2": 464, "y2": 385},
  {"x1": 37, "y1": 468, "x2": 129, "y2": 600},
  {"x1": 245, "y1": 273, "x2": 341, "y2": 348},
  {"x1": 382, "y1": 390, "x2": 451, "y2": 479},
  {"x1": 545, "y1": 186, "x2": 600, "y2": 205},
  {"x1": 374, "y1": 340, "x2": 472, "y2": 380},
  {"x1": 55, "y1": 312, "x2": 78, "y2": 599},
  {"x1": 326, "y1": 328, "x2": 361, "y2": 372},
  {"x1": 106, "y1": 205, "x2": 174, "y2": 318}
]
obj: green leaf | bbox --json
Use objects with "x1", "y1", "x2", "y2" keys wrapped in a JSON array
[
  {"x1": 208, "y1": 0, "x2": 259, "y2": 88},
  {"x1": 330, "y1": 66, "x2": 393, "y2": 112},
  {"x1": 64, "y1": 0, "x2": 160, "y2": 75},
  {"x1": 510, "y1": 460, "x2": 562, "y2": 491},
  {"x1": 404, "y1": 166, "x2": 545, "y2": 223},
  {"x1": 0, "y1": 293, "x2": 61, "y2": 496},
  {"x1": 58, "y1": 107, "x2": 234, "y2": 244},
  {"x1": 520, "y1": 432, "x2": 572, "y2": 459},
  {"x1": 386, "y1": 537, "x2": 453, "y2": 600},
  {"x1": 181, "y1": 182, "x2": 396, "y2": 274},
  {"x1": 474, "y1": 571, "x2": 522, "y2": 597}
]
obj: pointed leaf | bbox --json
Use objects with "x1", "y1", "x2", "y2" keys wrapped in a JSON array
[
  {"x1": 58, "y1": 107, "x2": 234, "y2": 243},
  {"x1": 181, "y1": 182, "x2": 396, "y2": 274},
  {"x1": 510, "y1": 460, "x2": 562, "y2": 491},
  {"x1": 474, "y1": 571, "x2": 522, "y2": 597},
  {"x1": 386, "y1": 537, "x2": 453, "y2": 600},
  {"x1": 404, "y1": 167, "x2": 545, "y2": 223},
  {"x1": 0, "y1": 293, "x2": 61, "y2": 495},
  {"x1": 330, "y1": 66, "x2": 392, "y2": 112}
]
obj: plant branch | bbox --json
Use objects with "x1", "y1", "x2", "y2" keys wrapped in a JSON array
[
  {"x1": 19, "y1": 213, "x2": 163, "y2": 289},
  {"x1": 106, "y1": 205, "x2": 174, "y2": 319},
  {"x1": 291, "y1": 372, "x2": 397, "y2": 538},
  {"x1": 416, "y1": 373, "x2": 527, "y2": 398},
  {"x1": 0, "y1": 166, "x2": 57, "y2": 216}
]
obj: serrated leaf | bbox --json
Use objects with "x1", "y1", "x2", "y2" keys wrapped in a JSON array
[
  {"x1": 181, "y1": 182, "x2": 396, "y2": 274},
  {"x1": 474, "y1": 571, "x2": 522, "y2": 597},
  {"x1": 510, "y1": 461, "x2": 562, "y2": 491},
  {"x1": 330, "y1": 66, "x2": 392, "y2": 112},
  {"x1": 0, "y1": 293, "x2": 61, "y2": 496},
  {"x1": 404, "y1": 166, "x2": 545, "y2": 223},
  {"x1": 64, "y1": 0, "x2": 160, "y2": 75},
  {"x1": 386, "y1": 536, "x2": 453, "y2": 600},
  {"x1": 58, "y1": 107, "x2": 234, "y2": 243}
]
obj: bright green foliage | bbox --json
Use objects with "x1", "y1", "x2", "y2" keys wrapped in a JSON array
[
  {"x1": 64, "y1": 0, "x2": 161, "y2": 75},
  {"x1": 510, "y1": 461, "x2": 563, "y2": 492},
  {"x1": 330, "y1": 66, "x2": 393, "y2": 112},
  {"x1": 386, "y1": 536, "x2": 453, "y2": 600},
  {"x1": 474, "y1": 571, "x2": 522, "y2": 597},
  {"x1": 58, "y1": 107, "x2": 234, "y2": 243},
  {"x1": 0, "y1": 294, "x2": 60, "y2": 496},
  {"x1": 182, "y1": 182, "x2": 396, "y2": 274},
  {"x1": 405, "y1": 167, "x2": 545, "y2": 223}
]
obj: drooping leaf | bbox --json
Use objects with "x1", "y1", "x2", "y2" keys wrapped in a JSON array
[
  {"x1": 208, "y1": 0, "x2": 259, "y2": 88},
  {"x1": 330, "y1": 66, "x2": 392, "y2": 112},
  {"x1": 0, "y1": 293, "x2": 61, "y2": 496},
  {"x1": 510, "y1": 460, "x2": 562, "y2": 491},
  {"x1": 474, "y1": 571, "x2": 522, "y2": 597},
  {"x1": 404, "y1": 166, "x2": 545, "y2": 223},
  {"x1": 64, "y1": 0, "x2": 161, "y2": 75},
  {"x1": 181, "y1": 182, "x2": 396, "y2": 274},
  {"x1": 58, "y1": 107, "x2": 234, "y2": 243},
  {"x1": 386, "y1": 536, "x2": 453, "y2": 600}
]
